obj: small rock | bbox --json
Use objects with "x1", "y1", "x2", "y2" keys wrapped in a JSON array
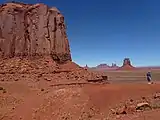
[
  {"x1": 126, "y1": 105, "x2": 136, "y2": 114},
  {"x1": 44, "y1": 77, "x2": 51, "y2": 81},
  {"x1": 37, "y1": 73, "x2": 43, "y2": 78},
  {"x1": 137, "y1": 102, "x2": 149, "y2": 107},
  {"x1": 154, "y1": 93, "x2": 160, "y2": 99},
  {"x1": 120, "y1": 110, "x2": 127, "y2": 114},
  {"x1": 116, "y1": 115, "x2": 121, "y2": 119},
  {"x1": 75, "y1": 75, "x2": 78, "y2": 79},
  {"x1": 130, "y1": 99, "x2": 134, "y2": 102},
  {"x1": 3, "y1": 89, "x2": 7, "y2": 93},
  {"x1": 136, "y1": 110, "x2": 142, "y2": 112},
  {"x1": 21, "y1": 75, "x2": 25, "y2": 78},
  {"x1": 136, "y1": 102, "x2": 151, "y2": 111},
  {"x1": 117, "y1": 105, "x2": 127, "y2": 115},
  {"x1": 14, "y1": 78, "x2": 19, "y2": 81},
  {"x1": 142, "y1": 96, "x2": 146, "y2": 100},
  {"x1": 110, "y1": 109, "x2": 116, "y2": 114},
  {"x1": 41, "y1": 88, "x2": 44, "y2": 91},
  {"x1": 0, "y1": 87, "x2": 4, "y2": 90}
]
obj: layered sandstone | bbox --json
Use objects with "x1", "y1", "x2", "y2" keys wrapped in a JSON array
[{"x1": 0, "y1": 2, "x2": 71, "y2": 63}]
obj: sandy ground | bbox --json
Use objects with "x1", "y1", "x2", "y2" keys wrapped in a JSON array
[
  {"x1": 0, "y1": 80, "x2": 160, "y2": 120},
  {"x1": 0, "y1": 58, "x2": 160, "y2": 120}
]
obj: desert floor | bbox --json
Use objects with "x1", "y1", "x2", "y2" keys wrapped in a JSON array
[{"x1": 0, "y1": 69, "x2": 160, "y2": 120}]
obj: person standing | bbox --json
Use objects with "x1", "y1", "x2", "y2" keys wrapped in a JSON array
[{"x1": 146, "y1": 71, "x2": 152, "y2": 84}]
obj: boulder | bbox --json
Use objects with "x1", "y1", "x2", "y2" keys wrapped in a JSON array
[
  {"x1": 154, "y1": 93, "x2": 160, "y2": 99},
  {"x1": 136, "y1": 102, "x2": 151, "y2": 111},
  {"x1": 116, "y1": 105, "x2": 136, "y2": 115}
]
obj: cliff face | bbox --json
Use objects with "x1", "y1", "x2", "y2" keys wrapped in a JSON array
[{"x1": 0, "y1": 2, "x2": 71, "y2": 63}]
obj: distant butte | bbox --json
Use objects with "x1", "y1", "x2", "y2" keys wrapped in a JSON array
[{"x1": 119, "y1": 58, "x2": 135, "y2": 70}]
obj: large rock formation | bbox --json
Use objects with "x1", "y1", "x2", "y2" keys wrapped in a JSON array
[
  {"x1": 119, "y1": 58, "x2": 135, "y2": 70},
  {"x1": 0, "y1": 2, "x2": 103, "y2": 84},
  {"x1": 123, "y1": 58, "x2": 132, "y2": 66},
  {"x1": 0, "y1": 2, "x2": 71, "y2": 63}
]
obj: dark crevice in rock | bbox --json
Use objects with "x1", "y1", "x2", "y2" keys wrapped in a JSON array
[
  {"x1": 46, "y1": 11, "x2": 51, "y2": 41},
  {"x1": 0, "y1": 28, "x2": 2, "y2": 38},
  {"x1": 24, "y1": 11, "x2": 30, "y2": 56},
  {"x1": 53, "y1": 17, "x2": 57, "y2": 50}
]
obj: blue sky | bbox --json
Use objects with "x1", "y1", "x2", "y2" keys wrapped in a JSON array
[{"x1": 1, "y1": 0, "x2": 160, "y2": 67}]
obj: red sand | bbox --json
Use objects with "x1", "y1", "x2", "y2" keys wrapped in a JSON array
[{"x1": 0, "y1": 81, "x2": 160, "y2": 120}]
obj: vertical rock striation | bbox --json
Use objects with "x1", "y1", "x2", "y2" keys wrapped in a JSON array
[{"x1": 0, "y1": 2, "x2": 71, "y2": 63}]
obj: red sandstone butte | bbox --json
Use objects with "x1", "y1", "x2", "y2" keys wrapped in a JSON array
[
  {"x1": 0, "y1": 2, "x2": 71, "y2": 63},
  {"x1": 119, "y1": 58, "x2": 135, "y2": 70}
]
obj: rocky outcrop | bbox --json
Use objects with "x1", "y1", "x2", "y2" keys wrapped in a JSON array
[
  {"x1": 123, "y1": 58, "x2": 132, "y2": 66},
  {"x1": 0, "y1": 2, "x2": 71, "y2": 63},
  {"x1": 119, "y1": 58, "x2": 135, "y2": 70}
]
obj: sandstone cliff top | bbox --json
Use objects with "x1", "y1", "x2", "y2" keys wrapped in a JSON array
[{"x1": 0, "y1": 2, "x2": 60, "y2": 12}]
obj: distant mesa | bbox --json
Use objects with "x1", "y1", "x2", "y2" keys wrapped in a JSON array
[
  {"x1": 119, "y1": 58, "x2": 135, "y2": 70},
  {"x1": 83, "y1": 58, "x2": 160, "y2": 71},
  {"x1": 85, "y1": 63, "x2": 119, "y2": 70},
  {"x1": 83, "y1": 58, "x2": 135, "y2": 71},
  {"x1": 96, "y1": 64, "x2": 109, "y2": 68},
  {"x1": 97, "y1": 63, "x2": 118, "y2": 69}
]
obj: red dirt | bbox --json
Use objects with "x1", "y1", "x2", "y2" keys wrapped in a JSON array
[
  {"x1": 0, "y1": 2, "x2": 160, "y2": 120},
  {"x1": 0, "y1": 57, "x2": 159, "y2": 120},
  {"x1": 1, "y1": 81, "x2": 160, "y2": 120}
]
